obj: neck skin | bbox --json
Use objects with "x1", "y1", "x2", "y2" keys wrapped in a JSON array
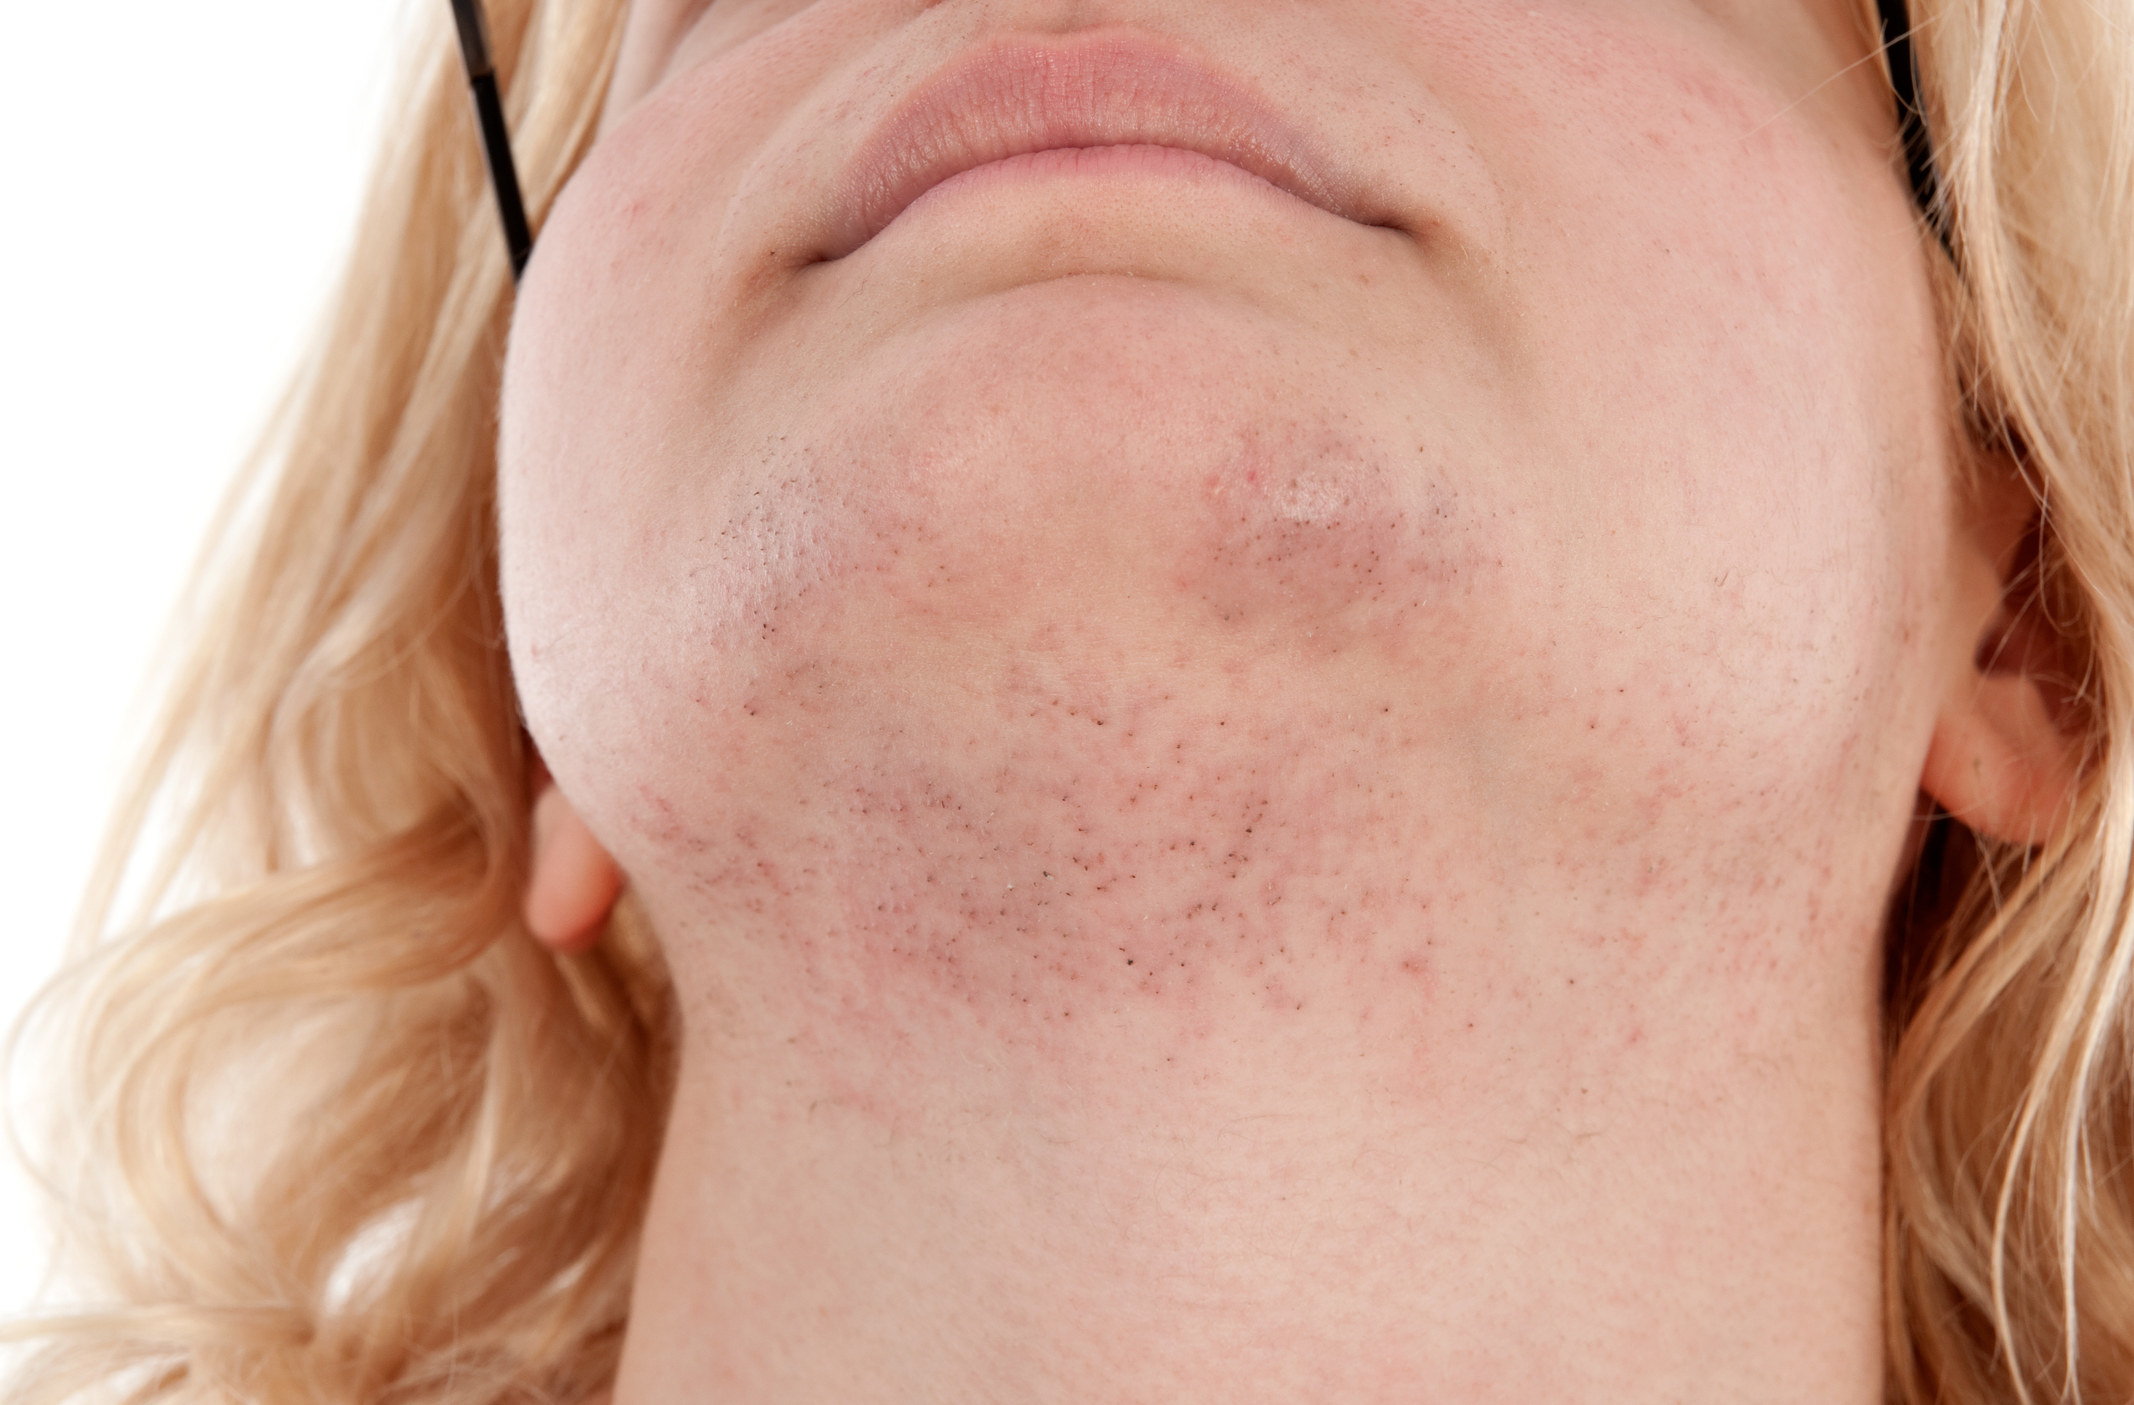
[{"x1": 605, "y1": 673, "x2": 1889, "y2": 1405}]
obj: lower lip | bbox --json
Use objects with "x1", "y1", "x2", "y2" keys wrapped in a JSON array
[{"x1": 871, "y1": 143, "x2": 1325, "y2": 248}]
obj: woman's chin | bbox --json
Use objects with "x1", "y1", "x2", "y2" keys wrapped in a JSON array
[{"x1": 673, "y1": 288, "x2": 1510, "y2": 656}]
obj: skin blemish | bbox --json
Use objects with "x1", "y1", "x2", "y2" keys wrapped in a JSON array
[{"x1": 1171, "y1": 415, "x2": 1488, "y2": 660}]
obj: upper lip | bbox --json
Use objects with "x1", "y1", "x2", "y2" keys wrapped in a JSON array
[{"x1": 820, "y1": 30, "x2": 1393, "y2": 260}]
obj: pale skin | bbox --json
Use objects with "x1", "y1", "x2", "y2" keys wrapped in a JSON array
[{"x1": 501, "y1": 0, "x2": 2079, "y2": 1400}]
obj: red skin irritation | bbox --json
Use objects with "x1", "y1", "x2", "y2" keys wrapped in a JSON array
[
  {"x1": 611, "y1": 399, "x2": 1521, "y2": 1074},
  {"x1": 1180, "y1": 423, "x2": 1481, "y2": 661},
  {"x1": 685, "y1": 654, "x2": 1470, "y2": 1059}
]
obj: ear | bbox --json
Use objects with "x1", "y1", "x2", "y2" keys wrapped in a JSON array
[
  {"x1": 524, "y1": 775, "x2": 626, "y2": 954},
  {"x1": 1919, "y1": 466, "x2": 2084, "y2": 847}
]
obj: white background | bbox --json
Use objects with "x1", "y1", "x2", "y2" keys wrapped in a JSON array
[{"x1": 1, "y1": 1, "x2": 409, "y2": 1326}]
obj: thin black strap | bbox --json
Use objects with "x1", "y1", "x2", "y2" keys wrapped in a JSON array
[
  {"x1": 449, "y1": 0, "x2": 535, "y2": 282},
  {"x1": 1874, "y1": 0, "x2": 1956, "y2": 262}
]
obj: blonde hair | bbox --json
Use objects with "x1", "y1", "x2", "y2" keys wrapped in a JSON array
[{"x1": 5, "y1": 1, "x2": 2132, "y2": 1401}]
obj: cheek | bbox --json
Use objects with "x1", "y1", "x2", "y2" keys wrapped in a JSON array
[
  {"x1": 1480, "y1": 12, "x2": 1939, "y2": 677},
  {"x1": 1399, "y1": 9, "x2": 1954, "y2": 885}
]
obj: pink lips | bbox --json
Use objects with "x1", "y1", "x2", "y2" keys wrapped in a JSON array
[{"x1": 822, "y1": 32, "x2": 1388, "y2": 260}]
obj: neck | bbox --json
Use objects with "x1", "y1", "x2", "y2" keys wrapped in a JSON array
[
  {"x1": 613, "y1": 894, "x2": 1884, "y2": 1402},
  {"x1": 598, "y1": 640, "x2": 1894, "y2": 1402}
]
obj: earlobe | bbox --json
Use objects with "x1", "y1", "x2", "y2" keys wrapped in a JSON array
[
  {"x1": 524, "y1": 779, "x2": 626, "y2": 954},
  {"x1": 1921, "y1": 672, "x2": 2080, "y2": 848},
  {"x1": 1920, "y1": 485, "x2": 2085, "y2": 848}
]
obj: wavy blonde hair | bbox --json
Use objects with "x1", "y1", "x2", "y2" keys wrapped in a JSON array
[{"x1": 4, "y1": 1, "x2": 2132, "y2": 1401}]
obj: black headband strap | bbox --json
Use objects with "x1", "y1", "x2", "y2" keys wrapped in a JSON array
[
  {"x1": 1874, "y1": 0, "x2": 1955, "y2": 261},
  {"x1": 449, "y1": 0, "x2": 535, "y2": 282}
]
